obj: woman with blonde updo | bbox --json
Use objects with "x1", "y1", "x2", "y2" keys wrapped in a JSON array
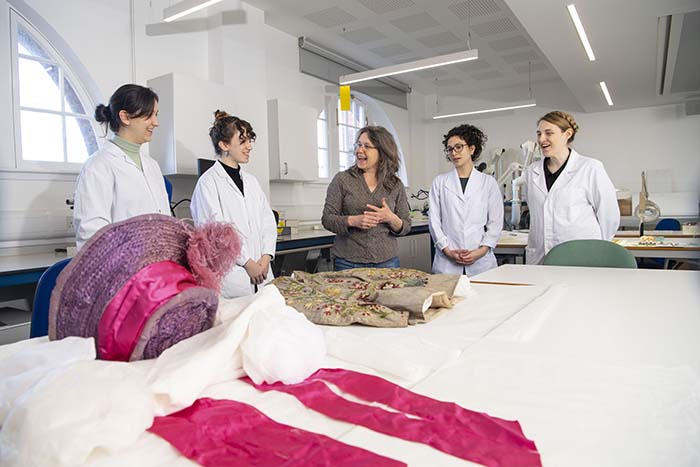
[
  {"x1": 524, "y1": 111, "x2": 619, "y2": 264},
  {"x1": 190, "y1": 111, "x2": 277, "y2": 297}
]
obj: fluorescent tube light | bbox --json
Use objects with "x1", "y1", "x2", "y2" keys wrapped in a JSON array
[
  {"x1": 433, "y1": 101, "x2": 536, "y2": 120},
  {"x1": 163, "y1": 0, "x2": 224, "y2": 23},
  {"x1": 339, "y1": 49, "x2": 478, "y2": 85},
  {"x1": 599, "y1": 81, "x2": 614, "y2": 106},
  {"x1": 566, "y1": 4, "x2": 596, "y2": 61}
]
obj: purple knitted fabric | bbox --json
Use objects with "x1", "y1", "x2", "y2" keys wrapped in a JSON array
[{"x1": 48, "y1": 214, "x2": 222, "y2": 361}]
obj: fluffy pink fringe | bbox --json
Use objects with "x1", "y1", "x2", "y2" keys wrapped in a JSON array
[{"x1": 187, "y1": 222, "x2": 242, "y2": 292}]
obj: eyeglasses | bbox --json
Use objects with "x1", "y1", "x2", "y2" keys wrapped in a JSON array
[
  {"x1": 239, "y1": 137, "x2": 255, "y2": 145},
  {"x1": 353, "y1": 142, "x2": 377, "y2": 151},
  {"x1": 444, "y1": 143, "x2": 467, "y2": 156}
]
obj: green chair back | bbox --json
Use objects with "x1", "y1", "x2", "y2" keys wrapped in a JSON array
[{"x1": 543, "y1": 239, "x2": 637, "y2": 269}]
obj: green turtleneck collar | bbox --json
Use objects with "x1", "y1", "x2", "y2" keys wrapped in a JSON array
[{"x1": 112, "y1": 135, "x2": 142, "y2": 171}]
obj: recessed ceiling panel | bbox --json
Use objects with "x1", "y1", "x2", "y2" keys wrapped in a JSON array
[
  {"x1": 472, "y1": 17, "x2": 518, "y2": 36},
  {"x1": 389, "y1": 12, "x2": 440, "y2": 32},
  {"x1": 488, "y1": 35, "x2": 530, "y2": 51},
  {"x1": 417, "y1": 31, "x2": 462, "y2": 48},
  {"x1": 369, "y1": 43, "x2": 412, "y2": 57},
  {"x1": 341, "y1": 26, "x2": 387, "y2": 44},
  {"x1": 355, "y1": 0, "x2": 416, "y2": 15},
  {"x1": 303, "y1": 7, "x2": 357, "y2": 28},
  {"x1": 448, "y1": 0, "x2": 501, "y2": 20}
]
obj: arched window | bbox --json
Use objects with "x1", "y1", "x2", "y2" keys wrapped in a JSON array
[
  {"x1": 316, "y1": 96, "x2": 368, "y2": 179},
  {"x1": 10, "y1": 11, "x2": 98, "y2": 170}
]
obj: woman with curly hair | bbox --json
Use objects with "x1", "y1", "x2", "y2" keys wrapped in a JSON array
[
  {"x1": 322, "y1": 126, "x2": 412, "y2": 271},
  {"x1": 190, "y1": 111, "x2": 277, "y2": 297},
  {"x1": 428, "y1": 124, "x2": 503, "y2": 276},
  {"x1": 525, "y1": 111, "x2": 619, "y2": 264}
]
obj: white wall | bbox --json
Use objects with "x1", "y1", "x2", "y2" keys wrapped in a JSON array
[{"x1": 428, "y1": 103, "x2": 700, "y2": 198}]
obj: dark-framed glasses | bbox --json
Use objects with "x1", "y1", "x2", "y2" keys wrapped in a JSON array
[{"x1": 444, "y1": 143, "x2": 467, "y2": 155}]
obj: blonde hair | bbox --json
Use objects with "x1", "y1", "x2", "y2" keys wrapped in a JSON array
[{"x1": 539, "y1": 111, "x2": 579, "y2": 143}]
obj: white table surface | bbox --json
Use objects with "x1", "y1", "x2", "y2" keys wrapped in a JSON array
[{"x1": 336, "y1": 265, "x2": 700, "y2": 466}]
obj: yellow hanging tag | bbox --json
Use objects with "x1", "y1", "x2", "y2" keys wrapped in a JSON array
[{"x1": 339, "y1": 85, "x2": 351, "y2": 111}]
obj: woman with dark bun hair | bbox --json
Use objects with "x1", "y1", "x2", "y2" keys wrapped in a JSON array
[
  {"x1": 525, "y1": 110, "x2": 619, "y2": 264},
  {"x1": 190, "y1": 111, "x2": 277, "y2": 298},
  {"x1": 73, "y1": 84, "x2": 170, "y2": 250},
  {"x1": 428, "y1": 124, "x2": 503, "y2": 276}
]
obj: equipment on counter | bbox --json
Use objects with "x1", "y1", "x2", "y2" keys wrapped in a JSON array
[
  {"x1": 634, "y1": 171, "x2": 660, "y2": 236},
  {"x1": 489, "y1": 141, "x2": 541, "y2": 229}
]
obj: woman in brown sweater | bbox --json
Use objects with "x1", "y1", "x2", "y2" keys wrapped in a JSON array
[{"x1": 322, "y1": 126, "x2": 412, "y2": 271}]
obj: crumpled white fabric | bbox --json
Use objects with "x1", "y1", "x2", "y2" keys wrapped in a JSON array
[
  {"x1": 0, "y1": 336, "x2": 96, "y2": 425},
  {"x1": 0, "y1": 360, "x2": 153, "y2": 467},
  {"x1": 453, "y1": 275, "x2": 472, "y2": 297},
  {"x1": 146, "y1": 284, "x2": 324, "y2": 411},
  {"x1": 241, "y1": 299, "x2": 326, "y2": 385}
]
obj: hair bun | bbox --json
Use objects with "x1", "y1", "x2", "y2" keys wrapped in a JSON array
[
  {"x1": 94, "y1": 104, "x2": 112, "y2": 123},
  {"x1": 213, "y1": 109, "x2": 230, "y2": 121}
]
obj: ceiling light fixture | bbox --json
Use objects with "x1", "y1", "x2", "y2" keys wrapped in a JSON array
[
  {"x1": 434, "y1": 61, "x2": 537, "y2": 119},
  {"x1": 433, "y1": 101, "x2": 537, "y2": 120},
  {"x1": 339, "y1": 49, "x2": 479, "y2": 85},
  {"x1": 566, "y1": 4, "x2": 596, "y2": 61},
  {"x1": 163, "y1": 0, "x2": 224, "y2": 23},
  {"x1": 599, "y1": 81, "x2": 614, "y2": 106}
]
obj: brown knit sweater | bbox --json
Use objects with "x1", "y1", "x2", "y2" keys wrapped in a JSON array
[{"x1": 321, "y1": 167, "x2": 412, "y2": 263}]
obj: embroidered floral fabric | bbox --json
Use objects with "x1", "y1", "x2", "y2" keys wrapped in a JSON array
[{"x1": 272, "y1": 268, "x2": 460, "y2": 327}]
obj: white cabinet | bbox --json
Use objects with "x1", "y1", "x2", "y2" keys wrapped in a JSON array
[
  {"x1": 398, "y1": 233, "x2": 432, "y2": 272},
  {"x1": 267, "y1": 99, "x2": 318, "y2": 181},
  {"x1": 146, "y1": 73, "x2": 270, "y2": 187}
]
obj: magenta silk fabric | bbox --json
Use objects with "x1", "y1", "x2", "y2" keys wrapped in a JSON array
[
  {"x1": 148, "y1": 397, "x2": 405, "y2": 467},
  {"x1": 98, "y1": 261, "x2": 197, "y2": 361},
  {"x1": 244, "y1": 369, "x2": 542, "y2": 467}
]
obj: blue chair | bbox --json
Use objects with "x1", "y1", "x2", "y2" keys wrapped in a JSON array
[
  {"x1": 655, "y1": 218, "x2": 681, "y2": 231},
  {"x1": 163, "y1": 176, "x2": 173, "y2": 203},
  {"x1": 543, "y1": 239, "x2": 637, "y2": 269},
  {"x1": 30, "y1": 258, "x2": 71, "y2": 338}
]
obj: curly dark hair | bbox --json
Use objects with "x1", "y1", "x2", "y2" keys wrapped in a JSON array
[
  {"x1": 209, "y1": 110, "x2": 256, "y2": 156},
  {"x1": 442, "y1": 124, "x2": 488, "y2": 162}
]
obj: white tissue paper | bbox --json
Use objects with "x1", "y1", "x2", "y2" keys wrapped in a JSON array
[{"x1": 241, "y1": 302, "x2": 326, "y2": 385}]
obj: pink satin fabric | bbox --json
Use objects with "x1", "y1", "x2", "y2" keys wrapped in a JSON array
[
  {"x1": 148, "y1": 397, "x2": 405, "y2": 467},
  {"x1": 244, "y1": 369, "x2": 542, "y2": 467},
  {"x1": 98, "y1": 261, "x2": 196, "y2": 361}
]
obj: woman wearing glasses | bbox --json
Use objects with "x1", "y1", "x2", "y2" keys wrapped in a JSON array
[
  {"x1": 322, "y1": 126, "x2": 412, "y2": 271},
  {"x1": 190, "y1": 111, "x2": 277, "y2": 298},
  {"x1": 428, "y1": 124, "x2": 503, "y2": 276}
]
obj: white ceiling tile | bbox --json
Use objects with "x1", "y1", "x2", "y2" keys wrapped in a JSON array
[
  {"x1": 448, "y1": 0, "x2": 501, "y2": 20},
  {"x1": 502, "y1": 49, "x2": 539, "y2": 64},
  {"x1": 471, "y1": 69, "x2": 504, "y2": 80},
  {"x1": 341, "y1": 26, "x2": 387, "y2": 44},
  {"x1": 488, "y1": 35, "x2": 530, "y2": 51},
  {"x1": 355, "y1": 0, "x2": 416, "y2": 15},
  {"x1": 471, "y1": 17, "x2": 518, "y2": 36},
  {"x1": 303, "y1": 7, "x2": 357, "y2": 28},
  {"x1": 416, "y1": 31, "x2": 462, "y2": 48},
  {"x1": 369, "y1": 43, "x2": 412, "y2": 57},
  {"x1": 389, "y1": 12, "x2": 440, "y2": 32},
  {"x1": 514, "y1": 62, "x2": 548, "y2": 74}
]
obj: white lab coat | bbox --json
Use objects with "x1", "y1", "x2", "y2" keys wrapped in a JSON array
[
  {"x1": 429, "y1": 168, "x2": 504, "y2": 276},
  {"x1": 524, "y1": 148, "x2": 620, "y2": 265},
  {"x1": 190, "y1": 161, "x2": 277, "y2": 298},
  {"x1": 73, "y1": 141, "x2": 171, "y2": 250}
]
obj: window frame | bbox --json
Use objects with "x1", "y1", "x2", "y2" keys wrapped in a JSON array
[
  {"x1": 316, "y1": 94, "x2": 369, "y2": 181},
  {"x1": 9, "y1": 9, "x2": 99, "y2": 173}
]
